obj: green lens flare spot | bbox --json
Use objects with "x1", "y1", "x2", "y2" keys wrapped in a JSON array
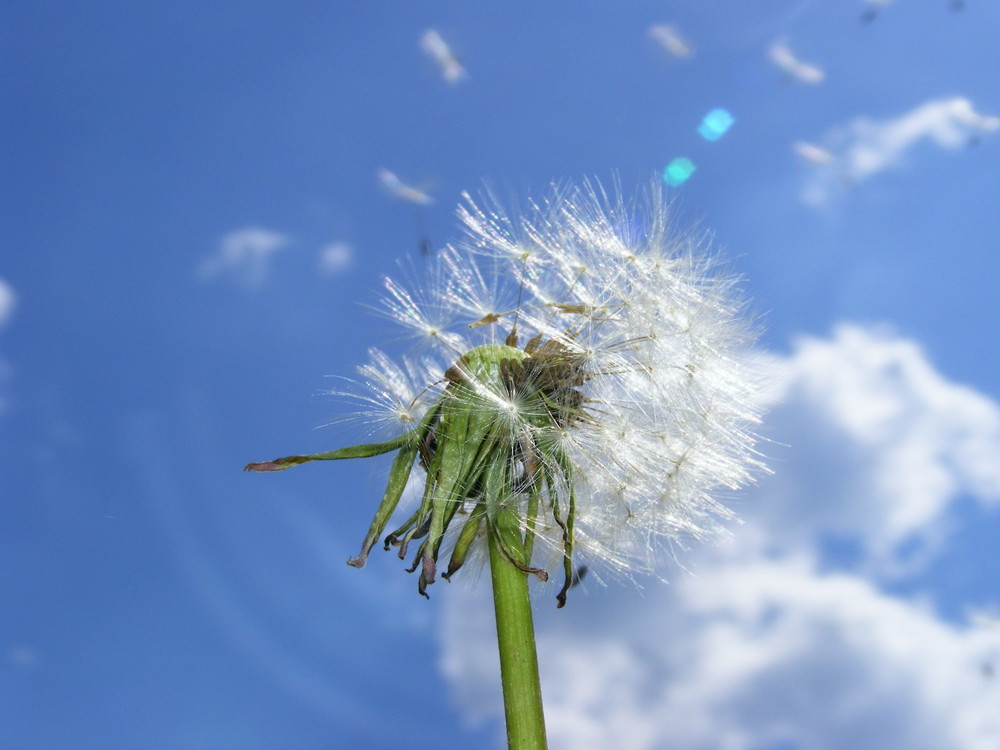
[
  {"x1": 662, "y1": 157, "x2": 697, "y2": 187},
  {"x1": 698, "y1": 108, "x2": 735, "y2": 141}
]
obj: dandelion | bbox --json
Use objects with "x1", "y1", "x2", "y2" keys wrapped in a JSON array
[{"x1": 246, "y1": 178, "x2": 766, "y2": 749}]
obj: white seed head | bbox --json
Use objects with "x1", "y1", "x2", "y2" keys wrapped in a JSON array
[{"x1": 352, "y1": 179, "x2": 768, "y2": 580}]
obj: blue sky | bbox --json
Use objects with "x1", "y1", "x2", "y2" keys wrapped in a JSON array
[{"x1": 3, "y1": 2, "x2": 1000, "y2": 749}]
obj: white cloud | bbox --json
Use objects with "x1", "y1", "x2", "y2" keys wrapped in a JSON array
[
  {"x1": 439, "y1": 324, "x2": 1000, "y2": 749},
  {"x1": 442, "y1": 557, "x2": 1000, "y2": 750},
  {"x1": 318, "y1": 242, "x2": 353, "y2": 275},
  {"x1": 802, "y1": 97, "x2": 999, "y2": 205},
  {"x1": 197, "y1": 227, "x2": 289, "y2": 288},
  {"x1": 757, "y1": 324, "x2": 1000, "y2": 575},
  {"x1": 0, "y1": 277, "x2": 15, "y2": 328},
  {"x1": 658, "y1": 559, "x2": 1000, "y2": 750}
]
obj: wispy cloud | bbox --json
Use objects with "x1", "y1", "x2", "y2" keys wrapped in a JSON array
[
  {"x1": 802, "y1": 97, "x2": 1000, "y2": 205},
  {"x1": 196, "y1": 227, "x2": 289, "y2": 288},
  {"x1": 440, "y1": 323, "x2": 1000, "y2": 749}
]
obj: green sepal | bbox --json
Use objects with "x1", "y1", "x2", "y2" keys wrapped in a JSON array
[
  {"x1": 244, "y1": 431, "x2": 416, "y2": 473},
  {"x1": 385, "y1": 435, "x2": 443, "y2": 555},
  {"x1": 484, "y1": 459, "x2": 549, "y2": 583},
  {"x1": 346, "y1": 442, "x2": 419, "y2": 569},
  {"x1": 520, "y1": 473, "x2": 542, "y2": 564},
  {"x1": 443, "y1": 503, "x2": 485, "y2": 580},
  {"x1": 550, "y1": 446, "x2": 577, "y2": 608},
  {"x1": 420, "y1": 388, "x2": 497, "y2": 588}
]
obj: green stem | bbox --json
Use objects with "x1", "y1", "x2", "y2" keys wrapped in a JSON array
[{"x1": 488, "y1": 509, "x2": 548, "y2": 750}]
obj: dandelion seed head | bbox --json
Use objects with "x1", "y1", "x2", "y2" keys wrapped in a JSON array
[
  {"x1": 250, "y1": 179, "x2": 766, "y2": 602},
  {"x1": 355, "y1": 179, "x2": 767, "y2": 582}
]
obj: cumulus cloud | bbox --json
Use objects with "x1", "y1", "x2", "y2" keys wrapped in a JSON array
[
  {"x1": 439, "y1": 324, "x2": 1000, "y2": 749},
  {"x1": 197, "y1": 227, "x2": 289, "y2": 288},
  {"x1": 443, "y1": 558, "x2": 1000, "y2": 750},
  {"x1": 658, "y1": 560, "x2": 1000, "y2": 750},
  {"x1": 754, "y1": 324, "x2": 1000, "y2": 575},
  {"x1": 801, "y1": 97, "x2": 999, "y2": 205}
]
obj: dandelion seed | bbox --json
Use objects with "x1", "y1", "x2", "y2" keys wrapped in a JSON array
[
  {"x1": 768, "y1": 40, "x2": 825, "y2": 85},
  {"x1": 420, "y1": 29, "x2": 467, "y2": 84},
  {"x1": 377, "y1": 168, "x2": 434, "y2": 206},
  {"x1": 247, "y1": 179, "x2": 767, "y2": 606},
  {"x1": 860, "y1": 0, "x2": 895, "y2": 23},
  {"x1": 649, "y1": 24, "x2": 693, "y2": 59},
  {"x1": 793, "y1": 141, "x2": 835, "y2": 165}
]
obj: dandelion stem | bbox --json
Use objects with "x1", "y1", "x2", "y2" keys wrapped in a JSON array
[{"x1": 488, "y1": 508, "x2": 548, "y2": 750}]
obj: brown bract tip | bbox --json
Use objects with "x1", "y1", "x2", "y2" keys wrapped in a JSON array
[{"x1": 244, "y1": 461, "x2": 286, "y2": 472}]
